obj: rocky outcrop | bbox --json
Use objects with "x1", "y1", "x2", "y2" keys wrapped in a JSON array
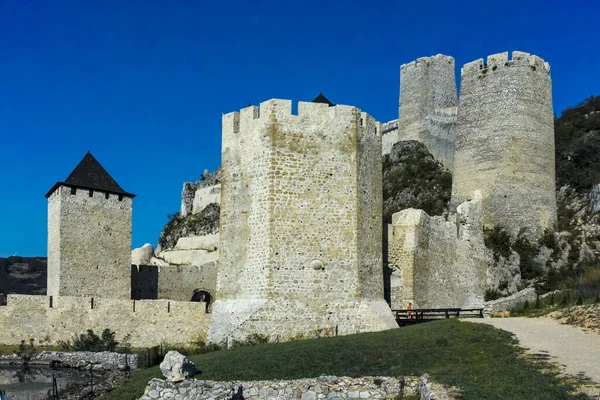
[
  {"x1": 159, "y1": 351, "x2": 197, "y2": 382},
  {"x1": 132, "y1": 244, "x2": 155, "y2": 266},
  {"x1": 158, "y1": 203, "x2": 220, "y2": 252},
  {"x1": 383, "y1": 140, "x2": 452, "y2": 220},
  {"x1": 141, "y1": 375, "x2": 459, "y2": 400},
  {"x1": 180, "y1": 169, "x2": 222, "y2": 217}
]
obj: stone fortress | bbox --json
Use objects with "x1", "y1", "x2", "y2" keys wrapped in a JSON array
[{"x1": 0, "y1": 50, "x2": 556, "y2": 346}]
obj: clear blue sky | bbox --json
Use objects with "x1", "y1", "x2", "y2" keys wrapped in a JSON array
[{"x1": 1, "y1": 1, "x2": 598, "y2": 257}]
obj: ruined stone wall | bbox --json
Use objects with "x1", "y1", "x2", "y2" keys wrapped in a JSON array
[
  {"x1": 451, "y1": 51, "x2": 556, "y2": 237},
  {"x1": 0, "y1": 295, "x2": 210, "y2": 347},
  {"x1": 387, "y1": 194, "x2": 485, "y2": 309},
  {"x1": 47, "y1": 186, "x2": 131, "y2": 299},
  {"x1": 381, "y1": 119, "x2": 398, "y2": 155},
  {"x1": 192, "y1": 185, "x2": 220, "y2": 214},
  {"x1": 397, "y1": 55, "x2": 458, "y2": 171},
  {"x1": 181, "y1": 182, "x2": 197, "y2": 217},
  {"x1": 209, "y1": 99, "x2": 397, "y2": 344}
]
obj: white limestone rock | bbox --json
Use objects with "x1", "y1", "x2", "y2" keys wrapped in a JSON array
[
  {"x1": 132, "y1": 243, "x2": 154, "y2": 266},
  {"x1": 161, "y1": 249, "x2": 218, "y2": 266},
  {"x1": 175, "y1": 234, "x2": 219, "y2": 252},
  {"x1": 159, "y1": 351, "x2": 197, "y2": 382},
  {"x1": 149, "y1": 256, "x2": 170, "y2": 267}
]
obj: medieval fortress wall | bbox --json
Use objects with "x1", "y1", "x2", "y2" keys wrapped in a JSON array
[
  {"x1": 451, "y1": 51, "x2": 556, "y2": 236},
  {"x1": 395, "y1": 55, "x2": 458, "y2": 171},
  {"x1": 208, "y1": 99, "x2": 397, "y2": 343},
  {"x1": 386, "y1": 193, "x2": 486, "y2": 309},
  {"x1": 0, "y1": 295, "x2": 209, "y2": 347},
  {"x1": 47, "y1": 185, "x2": 132, "y2": 299}
]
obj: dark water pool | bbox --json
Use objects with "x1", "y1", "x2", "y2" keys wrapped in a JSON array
[{"x1": 0, "y1": 366, "x2": 95, "y2": 399}]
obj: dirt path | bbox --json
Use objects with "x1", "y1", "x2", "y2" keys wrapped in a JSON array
[{"x1": 470, "y1": 317, "x2": 600, "y2": 397}]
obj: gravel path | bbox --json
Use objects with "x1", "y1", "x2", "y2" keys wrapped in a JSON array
[{"x1": 469, "y1": 317, "x2": 600, "y2": 396}]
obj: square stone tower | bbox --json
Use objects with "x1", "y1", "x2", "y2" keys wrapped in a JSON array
[
  {"x1": 45, "y1": 152, "x2": 135, "y2": 299},
  {"x1": 208, "y1": 97, "x2": 398, "y2": 344}
]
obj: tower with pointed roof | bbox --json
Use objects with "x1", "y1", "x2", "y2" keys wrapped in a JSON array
[{"x1": 45, "y1": 152, "x2": 135, "y2": 299}]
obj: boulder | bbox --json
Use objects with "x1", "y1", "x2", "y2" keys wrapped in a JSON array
[
  {"x1": 160, "y1": 351, "x2": 197, "y2": 382},
  {"x1": 175, "y1": 234, "x2": 219, "y2": 251},
  {"x1": 131, "y1": 244, "x2": 154, "y2": 266},
  {"x1": 149, "y1": 256, "x2": 170, "y2": 267}
]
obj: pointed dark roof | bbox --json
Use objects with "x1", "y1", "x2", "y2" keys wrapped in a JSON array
[
  {"x1": 45, "y1": 152, "x2": 135, "y2": 198},
  {"x1": 312, "y1": 93, "x2": 335, "y2": 106}
]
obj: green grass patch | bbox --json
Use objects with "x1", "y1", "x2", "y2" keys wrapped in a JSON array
[{"x1": 105, "y1": 320, "x2": 580, "y2": 400}]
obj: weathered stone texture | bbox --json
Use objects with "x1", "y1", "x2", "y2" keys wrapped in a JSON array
[
  {"x1": 397, "y1": 55, "x2": 458, "y2": 171},
  {"x1": 181, "y1": 182, "x2": 197, "y2": 217},
  {"x1": 131, "y1": 263, "x2": 217, "y2": 302},
  {"x1": 381, "y1": 119, "x2": 398, "y2": 155},
  {"x1": 209, "y1": 99, "x2": 397, "y2": 344},
  {"x1": 451, "y1": 51, "x2": 556, "y2": 237},
  {"x1": 47, "y1": 186, "x2": 131, "y2": 299},
  {"x1": 141, "y1": 375, "x2": 457, "y2": 400},
  {"x1": 0, "y1": 295, "x2": 210, "y2": 347},
  {"x1": 387, "y1": 193, "x2": 485, "y2": 309},
  {"x1": 192, "y1": 185, "x2": 221, "y2": 214}
]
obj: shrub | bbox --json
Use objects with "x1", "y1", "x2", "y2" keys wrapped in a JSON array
[
  {"x1": 60, "y1": 329, "x2": 123, "y2": 352},
  {"x1": 483, "y1": 226, "x2": 512, "y2": 261},
  {"x1": 576, "y1": 296, "x2": 583, "y2": 305},
  {"x1": 513, "y1": 230, "x2": 543, "y2": 280},
  {"x1": 484, "y1": 289, "x2": 501, "y2": 302},
  {"x1": 561, "y1": 291, "x2": 571, "y2": 306}
]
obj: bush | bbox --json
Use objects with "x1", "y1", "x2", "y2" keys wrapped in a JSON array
[
  {"x1": 561, "y1": 291, "x2": 571, "y2": 306},
  {"x1": 549, "y1": 293, "x2": 555, "y2": 306},
  {"x1": 484, "y1": 289, "x2": 501, "y2": 302},
  {"x1": 60, "y1": 329, "x2": 125, "y2": 352},
  {"x1": 513, "y1": 230, "x2": 543, "y2": 280},
  {"x1": 576, "y1": 296, "x2": 583, "y2": 305},
  {"x1": 483, "y1": 226, "x2": 512, "y2": 261}
]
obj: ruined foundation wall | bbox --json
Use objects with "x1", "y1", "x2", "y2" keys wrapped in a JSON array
[
  {"x1": 0, "y1": 295, "x2": 210, "y2": 347},
  {"x1": 451, "y1": 51, "x2": 556, "y2": 237},
  {"x1": 209, "y1": 99, "x2": 397, "y2": 343},
  {"x1": 47, "y1": 186, "x2": 131, "y2": 299}
]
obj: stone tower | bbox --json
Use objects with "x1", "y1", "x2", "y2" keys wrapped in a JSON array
[
  {"x1": 397, "y1": 54, "x2": 458, "y2": 171},
  {"x1": 208, "y1": 98, "x2": 398, "y2": 343},
  {"x1": 46, "y1": 152, "x2": 135, "y2": 299},
  {"x1": 451, "y1": 51, "x2": 556, "y2": 237}
]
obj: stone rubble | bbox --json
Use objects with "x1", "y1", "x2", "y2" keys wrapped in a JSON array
[
  {"x1": 140, "y1": 375, "x2": 460, "y2": 400},
  {"x1": 160, "y1": 351, "x2": 197, "y2": 382},
  {"x1": 0, "y1": 350, "x2": 139, "y2": 371}
]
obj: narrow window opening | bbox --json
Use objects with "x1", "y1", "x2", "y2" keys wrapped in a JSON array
[
  {"x1": 49, "y1": 296, "x2": 53, "y2": 308},
  {"x1": 90, "y1": 298, "x2": 94, "y2": 309},
  {"x1": 88, "y1": 189, "x2": 93, "y2": 197},
  {"x1": 167, "y1": 301, "x2": 171, "y2": 313},
  {"x1": 70, "y1": 187, "x2": 77, "y2": 195},
  {"x1": 132, "y1": 300, "x2": 136, "y2": 312},
  {"x1": 118, "y1": 194, "x2": 123, "y2": 201},
  {"x1": 105, "y1": 192, "x2": 109, "y2": 200}
]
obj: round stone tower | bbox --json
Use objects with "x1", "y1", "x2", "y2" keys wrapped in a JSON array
[{"x1": 451, "y1": 51, "x2": 556, "y2": 237}]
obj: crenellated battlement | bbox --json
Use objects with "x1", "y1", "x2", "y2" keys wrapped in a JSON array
[
  {"x1": 461, "y1": 51, "x2": 551, "y2": 76},
  {"x1": 223, "y1": 98, "x2": 376, "y2": 138},
  {"x1": 400, "y1": 54, "x2": 454, "y2": 72}
]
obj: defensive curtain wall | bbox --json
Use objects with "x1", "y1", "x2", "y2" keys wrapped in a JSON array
[
  {"x1": 208, "y1": 99, "x2": 398, "y2": 344},
  {"x1": 0, "y1": 295, "x2": 209, "y2": 347},
  {"x1": 386, "y1": 192, "x2": 485, "y2": 309},
  {"x1": 131, "y1": 262, "x2": 217, "y2": 302},
  {"x1": 451, "y1": 51, "x2": 556, "y2": 237},
  {"x1": 396, "y1": 55, "x2": 458, "y2": 171}
]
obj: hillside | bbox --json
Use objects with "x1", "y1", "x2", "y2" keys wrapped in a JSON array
[{"x1": 0, "y1": 256, "x2": 47, "y2": 299}]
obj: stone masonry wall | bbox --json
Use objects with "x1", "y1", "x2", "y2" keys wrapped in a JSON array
[
  {"x1": 209, "y1": 99, "x2": 397, "y2": 344},
  {"x1": 397, "y1": 55, "x2": 458, "y2": 171},
  {"x1": 131, "y1": 263, "x2": 217, "y2": 302},
  {"x1": 141, "y1": 375, "x2": 457, "y2": 400},
  {"x1": 0, "y1": 295, "x2": 210, "y2": 347},
  {"x1": 381, "y1": 119, "x2": 398, "y2": 155},
  {"x1": 387, "y1": 193, "x2": 485, "y2": 309},
  {"x1": 47, "y1": 186, "x2": 131, "y2": 299},
  {"x1": 451, "y1": 51, "x2": 556, "y2": 237}
]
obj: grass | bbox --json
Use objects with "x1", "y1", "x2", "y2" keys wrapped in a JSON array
[{"x1": 105, "y1": 319, "x2": 581, "y2": 400}]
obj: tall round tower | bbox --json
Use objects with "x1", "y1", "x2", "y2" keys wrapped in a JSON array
[{"x1": 451, "y1": 51, "x2": 556, "y2": 237}]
